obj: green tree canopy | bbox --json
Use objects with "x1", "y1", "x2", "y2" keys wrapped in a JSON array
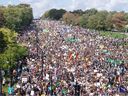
[
  {"x1": 43, "y1": 8, "x2": 128, "y2": 32},
  {"x1": 0, "y1": 9, "x2": 4, "y2": 27},
  {"x1": 2, "y1": 4, "x2": 33, "y2": 31},
  {"x1": 42, "y1": 9, "x2": 66, "y2": 20},
  {"x1": 95, "y1": 11, "x2": 108, "y2": 30},
  {"x1": 105, "y1": 13, "x2": 113, "y2": 31},
  {"x1": 112, "y1": 12, "x2": 127, "y2": 31},
  {"x1": 87, "y1": 15, "x2": 97, "y2": 29},
  {"x1": 84, "y1": 8, "x2": 98, "y2": 16},
  {"x1": 78, "y1": 14, "x2": 90, "y2": 28},
  {"x1": 0, "y1": 28, "x2": 27, "y2": 69},
  {"x1": 0, "y1": 32, "x2": 7, "y2": 53}
]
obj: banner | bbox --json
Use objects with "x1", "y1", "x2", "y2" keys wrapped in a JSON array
[
  {"x1": 106, "y1": 58, "x2": 123, "y2": 65},
  {"x1": 65, "y1": 37, "x2": 78, "y2": 42}
]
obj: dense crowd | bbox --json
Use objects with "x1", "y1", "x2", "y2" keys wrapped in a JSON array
[{"x1": 8, "y1": 20, "x2": 128, "y2": 96}]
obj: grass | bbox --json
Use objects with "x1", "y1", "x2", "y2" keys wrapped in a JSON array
[{"x1": 99, "y1": 31, "x2": 128, "y2": 39}]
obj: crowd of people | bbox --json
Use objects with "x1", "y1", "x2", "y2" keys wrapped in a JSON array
[{"x1": 9, "y1": 20, "x2": 128, "y2": 96}]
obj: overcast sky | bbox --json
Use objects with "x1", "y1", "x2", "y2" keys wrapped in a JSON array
[{"x1": 0, "y1": 0, "x2": 128, "y2": 18}]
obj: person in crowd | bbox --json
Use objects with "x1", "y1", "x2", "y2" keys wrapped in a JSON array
[{"x1": 13, "y1": 20, "x2": 128, "y2": 96}]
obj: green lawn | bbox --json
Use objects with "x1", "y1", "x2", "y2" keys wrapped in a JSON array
[{"x1": 99, "y1": 31, "x2": 128, "y2": 39}]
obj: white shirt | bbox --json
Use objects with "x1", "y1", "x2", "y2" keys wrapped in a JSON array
[{"x1": 30, "y1": 90, "x2": 34, "y2": 96}]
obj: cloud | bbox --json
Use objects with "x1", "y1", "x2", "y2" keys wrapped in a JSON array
[{"x1": 10, "y1": 0, "x2": 128, "y2": 18}]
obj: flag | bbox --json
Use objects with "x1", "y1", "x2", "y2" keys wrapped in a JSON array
[{"x1": 68, "y1": 51, "x2": 79, "y2": 61}]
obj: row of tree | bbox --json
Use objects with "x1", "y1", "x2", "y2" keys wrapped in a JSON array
[
  {"x1": 0, "y1": 4, "x2": 33, "y2": 31},
  {"x1": 42, "y1": 8, "x2": 128, "y2": 31}
]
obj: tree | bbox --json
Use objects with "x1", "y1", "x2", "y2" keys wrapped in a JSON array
[
  {"x1": 3, "y1": 4, "x2": 33, "y2": 31},
  {"x1": 17, "y1": 4, "x2": 33, "y2": 27},
  {"x1": 57, "y1": 9, "x2": 67, "y2": 20},
  {"x1": 63, "y1": 12, "x2": 75, "y2": 24},
  {"x1": 0, "y1": 28, "x2": 27, "y2": 69},
  {"x1": 112, "y1": 12, "x2": 127, "y2": 31},
  {"x1": 3, "y1": 7, "x2": 22, "y2": 31},
  {"x1": 95, "y1": 11, "x2": 108, "y2": 30},
  {"x1": 20, "y1": 7, "x2": 33, "y2": 27},
  {"x1": 0, "y1": 32, "x2": 7, "y2": 53},
  {"x1": 105, "y1": 13, "x2": 114, "y2": 31},
  {"x1": 63, "y1": 12, "x2": 79, "y2": 25},
  {"x1": 17, "y1": 4, "x2": 31, "y2": 8},
  {"x1": 84, "y1": 8, "x2": 98, "y2": 16},
  {"x1": 124, "y1": 13, "x2": 128, "y2": 25},
  {"x1": 0, "y1": 9, "x2": 4, "y2": 27},
  {"x1": 77, "y1": 14, "x2": 89, "y2": 28},
  {"x1": 0, "y1": 28, "x2": 17, "y2": 69},
  {"x1": 71, "y1": 9, "x2": 84, "y2": 15},
  {"x1": 87, "y1": 15, "x2": 97, "y2": 29},
  {"x1": 42, "y1": 10, "x2": 49, "y2": 19},
  {"x1": 42, "y1": 9, "x2": 66, "y2": 20}
]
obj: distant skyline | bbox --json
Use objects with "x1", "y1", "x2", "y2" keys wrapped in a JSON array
[{"x1": 0, "y1": 0, "x2": 128, "y2": 18}]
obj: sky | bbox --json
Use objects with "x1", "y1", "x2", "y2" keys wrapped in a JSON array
[{"x1": 0, "y1": 0, "x2": 128, "y2": 18}]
